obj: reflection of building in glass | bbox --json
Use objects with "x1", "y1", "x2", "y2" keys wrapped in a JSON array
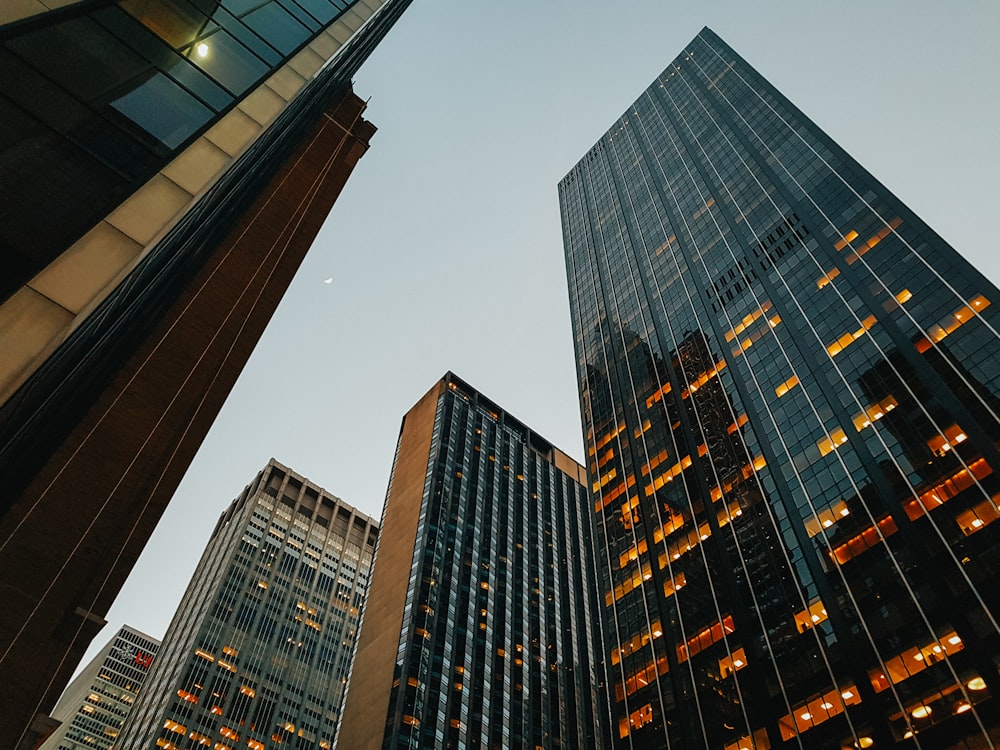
[
  {"x1": 560, "y1": 27, "x2": 1000, "y2": 749},
  {"x1": 0, "y1": 2, "x2": 409, "y2": 745},
  {"x1": 338, "y1": 373, "x2": 607, "y2": 749},
  {"x1": 39, "y1": 626, "x2": 160, "y2": 750},
  {"x1": 115, "y1": 461, "x2": 377, "y2": 750}
]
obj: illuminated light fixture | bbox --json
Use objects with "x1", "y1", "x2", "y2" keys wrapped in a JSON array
[
  {"x1": 967, "y1": 677, "x2": 987, "y2": 691},
  {"x1": 652, "y1": 629, "x2": 662, "y2": 637},
  {"x1": 932, "y1": 645, "x2": 942, "y2": 653},
  {"x1": 196, "y1": 42, "x2": 209, "y2": 58},
  {"x1": 903, "y1": 730, "x2": 913, "y2": 739},
  {"x1": 857, "y1": 738, "x2": 874, "y2": 749},
  {"x1": 811, "y1": 614, "x2": 821, "y2": 622},
  {"x1": 955, "y1": 701, "x2": 972, "y2": 714},
  {"x1": 911, "y1": 705, "x2": 932, "y2": 719},
  {"x1": 700, "y1": 533, "x2": 709, "y2": 541},
  {"x1": 840, "y1": 509, "x2": 850, "y2": 516},
  {"x1": 800, "y1": 711, "x2": 812, "y2": 721},
  {"x1": 733, "y1": 659, "x2": 744, "y2": 667},
  {"x1": 820, "y1": 701, "x2": 834, "y2": 710},
  {"x1": 971, "y1": 519, "x2": 984, "y2": 528},
  {"x1": 643, "y1": 572, "x2": 652, "y2": 580},
  {"x1": 948, "y1": 635, "x2": 962, "y2": 645},
  {"x1": 913, "y1": 653, "x2": 924, "y2": 661},
  {"x1": 841, "y1": 690, "x2": 855, "y2": 700},
  {"x1": 823, "y1": 519, "x2": 833, "y2": 527}
]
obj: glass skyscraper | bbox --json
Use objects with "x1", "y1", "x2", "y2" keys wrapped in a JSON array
[
  {"x1": 338, "y1": 373, "x2": 607, "y2": 749},
  {"x1": 560, "y1": 27, "x2": 999, "y2": 750},
  {"x1": 116, "y1": 460, "x2": 377, "y2": 750}
]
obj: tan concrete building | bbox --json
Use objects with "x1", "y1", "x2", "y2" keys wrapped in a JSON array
[{"x1": 338, "y1": 374, "x2": 607, "y2": 749}]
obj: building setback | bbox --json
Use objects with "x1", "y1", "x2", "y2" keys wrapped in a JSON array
[
  {"x1": 39, "y1": 626, "x2": 160, "y2": 750},
  {"x1": 0, "y1": 1, "x2": 410, "y2": 745},
  {"x1": 337, "y1": 373, "x2": 608, "y2": 749},
  {"x1": 560, "y1": 27, "x2": 1000, "y2": 750},
  {"x1": 115, "y1": 460, "x2": 376, "y2": 750}
]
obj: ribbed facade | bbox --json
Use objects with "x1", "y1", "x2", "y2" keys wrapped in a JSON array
[
  {"x1": 338, "y1": 374, "x2": 607, "y2": 750},
  {"x1": 116, "y1": 460, "x2": 377, "y2": 750},
  {"x1": 40, "y1": 626, "x2": 160, "y2": 750},
  {"x1": 560, "y1": 27, "x2": 1000, "y2": 750}
]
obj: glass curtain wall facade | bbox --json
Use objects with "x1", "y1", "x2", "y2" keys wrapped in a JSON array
[
  {"x1": 116, "y1": 460, "x2": 377, "y2": 750},
  {"x1": 0, "y1": 0, "x2": 397, "y2": 299},
  {"x1": 337, "y1": 373, "x2": 607, "y2": 750},
  {"x1": 40, "y1": 626, "x2": 160, "y2": 750},
  {"x1": 560, "y1": 27, "x2": 1000, "y2": 750}
]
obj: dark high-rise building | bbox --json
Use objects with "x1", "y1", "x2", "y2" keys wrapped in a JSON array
[
  {"x1": 116, "y1": 460, "x2": 377, "y2": 750},
  {"x1": 560, "y1": 27, "x2": 1000, "y2": 750},
  {"x1": 0, "y1": 2, "x2": 409, "y2": 745},
  {"x1": 337, "y1": 373, "x2": 607, "y2": 749},
  {"x1": 39, "y1": 625, "x2": 160, "y2": 750}
]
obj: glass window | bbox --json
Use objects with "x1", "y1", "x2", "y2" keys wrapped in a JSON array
[
  {"x1": 242, "y1": 3, "x2": 311, "y2": 56},
  {"x1": 6, "y1": 16, "x2": 150, "y2": 105},
  {"x1": 111, "y1": 71, "x2": 212, "y2": 149}
]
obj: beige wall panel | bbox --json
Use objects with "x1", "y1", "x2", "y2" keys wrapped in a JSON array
[
  {"x1": 266, "y1": 66, "x2": 307, "y2": 101},
  {"x1": 238, "y1": 84, "x2": 286, "y2": 127},
  {"x1": 161, "y1": 138, "x2": 232, "y2": 196},
  {"x1": 340, "y1": 9, "x2": 362, "y2": 31},
  {"x1": 352, "y1": 2, "x2": 373, "y2": 21},
  {"x1": 204, "y1": 108, "x2": 263, "y2": 158},
  {"x1": 327, "y1": 21, "x2": 353, "y2": 44},
  {"x1": 105, "y1": 174, "x2": 193, "y2": 247},
  {"x1": 0, "y1": 0, "x2": 48, "y2": 25},
  {"x1": 288, "y1": 47, "x2": 325, "y2": 80},
  {"x1": 308, "y1": 31, "x2": 342, "y2": 62},
  {"x1": 338, "y1": 382, "x2": 445, "y2": 750},
  {"x1": 29, "y1": 223, "x2": 142, "y2": 315},
  {"x1": 0, "y1": 288, "x2": 74, "y2": 400}
]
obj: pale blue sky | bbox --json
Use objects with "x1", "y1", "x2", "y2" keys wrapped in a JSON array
[{"x1": 77, "y1": 0, "x2": 1000, "y2": 674}]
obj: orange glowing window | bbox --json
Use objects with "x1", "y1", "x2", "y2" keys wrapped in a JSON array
[
  {"x1": 956, "y1": 497, "x2": 1000, "y2": 536},
  {"x1": 793, "y1": 600, "x2": 829, "y2": 633},
  {"x1": 826, "y1": 314, "x2": 877, "y2": 357},
  {"x1": 663, "y1": 572, "x2": 686, "y2": 599},
  {"x1": 915, "y1": 294, "x2": 991, "y2": 352},
  {"x1": 833, "y1": 229, "x2": 859, "y2": 251},
  {"x1": 850, "y1": 396, "x2": 899, "y2": 431},
  {"x1": 778, "y1": 684, "x2": 862, "y2": 740},
  {"x1": 618, "y1": 703, "x2": 654, "y2": 738},
  {"x1": 831, "y1": 516, "x2": 898, "y2": 565},
  {"x1": 816, "y1": 266, "x2": 841, "y2": 290},
  {"x1": 902, "y1": 458, "x2": 992, "y2": 520},
  {"x1": 682, "y1": 360, "x2": 727, "y2": 397},
  {"x1": 592, "y1": 467, "x2": 618, "y2": 492},
  {"x1": 724, "y1": 303, "x2": 773, "y2": 342},
  {"x1": 677, "y1": 615, "x2": 735, "y2": 662},
  {"x1": 775, "y1": 375, "x2": 799, "y2": 398},
  {"x1": 718, "y1": 646, "x2": 748, "y2": 678},
  {"x1": 926, "y1": 424, "x2": 968, "y2": 456},
  {"x1": 803, "y1": 500, "x2": 850, "y2": 537},
  {"x1": 869, "y1": 630, "x2": 964, "y2": 691},
  {"x1": 219, "y1": 727, "x2": 239, "y2": 741},
  {"x1": 645, "y1": 382, "x2": 672, "y2": 409},
  {"x1": 616, "y1": 655, "x2": 670, "y2": 699},
  {"x1": 727, "y1": 413, "x2": 750, "y2": 434},
  {"x1": 817, "y1": 427, "x2": 849, "y2": 457}
]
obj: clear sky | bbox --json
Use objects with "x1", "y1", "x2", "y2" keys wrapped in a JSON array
[{"x1": 76, "y1": 0, "x2": 1000, "y2": 673}]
